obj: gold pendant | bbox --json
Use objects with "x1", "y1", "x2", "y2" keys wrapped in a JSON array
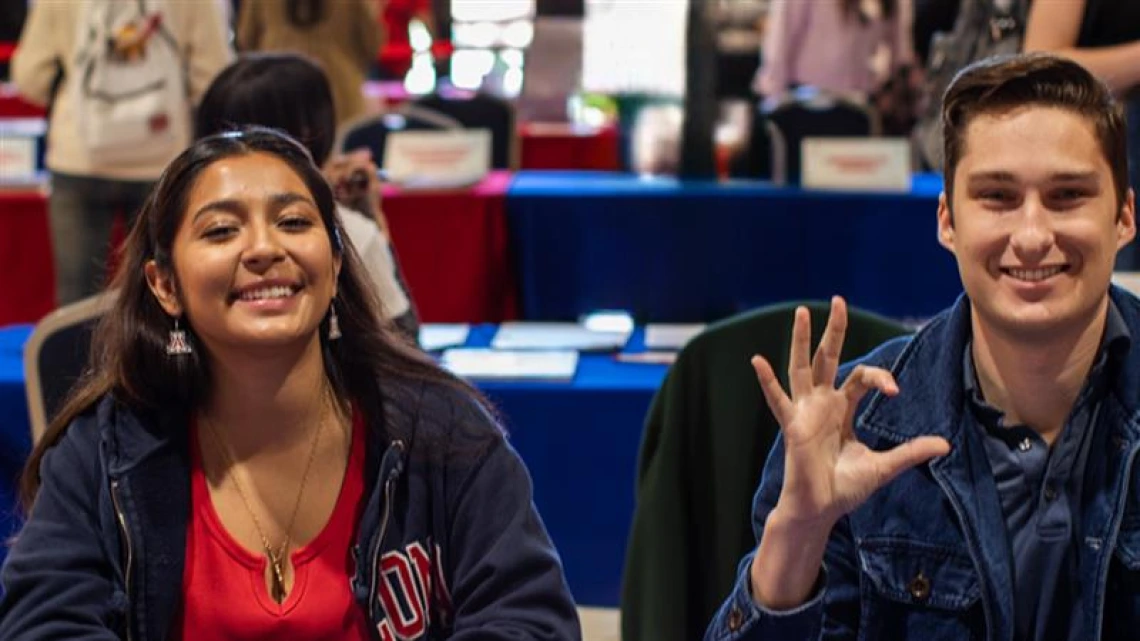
[{"x1": 269, "y1": 556, "x2": 287, "y2": 604}]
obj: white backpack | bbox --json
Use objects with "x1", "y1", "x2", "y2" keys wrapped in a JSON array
[{"x1": 71, "y1": 0, "x2": 189, "y2": 165}]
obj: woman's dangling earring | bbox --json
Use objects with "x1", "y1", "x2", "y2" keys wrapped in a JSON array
[
  {"x1": 166, "y1": 317, "x2": 193, "y2": 356},
  {"x1": 328, "y1": 302, "x2": 342, "y2": 341}
]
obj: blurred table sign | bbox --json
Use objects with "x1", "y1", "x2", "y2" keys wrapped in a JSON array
[
  {"x1": 801, "y1": 137, "x2": 911, "y2": 193},
  {"x1": 0, "y1": 118, "x2": 45, "y2": 187},
  {"x1": 383, "y1": 129, "x2": 491, "y2": 189}
]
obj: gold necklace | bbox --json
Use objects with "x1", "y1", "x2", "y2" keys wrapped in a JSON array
[{"x1": 201, "y1": 407, "x2": 325, "y2": 604}]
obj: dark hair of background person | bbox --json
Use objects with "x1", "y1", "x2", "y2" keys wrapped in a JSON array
[
  {"x1": 912, "y1": 0, "x2": 959, "y2": 64},
  {"x1": 941, "y1": 53, "x2": 1128, "y2": 211},
  {"x1": 287, "y1": 0, "x2": 326, "y2": 28},
  {"x1": 20, "y1": 127, "x2": 491, "y2": 510},
  {"x1": 195, "y1": 53, "x2": 337, "y2": 166}
]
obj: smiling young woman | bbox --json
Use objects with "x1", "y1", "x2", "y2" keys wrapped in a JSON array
[{"x1": 0, "y1": 127, "x2": 580, "y2": 641}]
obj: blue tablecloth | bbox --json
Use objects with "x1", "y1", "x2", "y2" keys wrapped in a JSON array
[
  {"x1": 0, "y1": 324, "x2": 666, "y2": 606},
  {"x1": 507, "y1": 171, "x2": 962, "y2": 323},
  {"x1": 466, "y1": 325, "x2": 666, "y2": 605},
  {"x1": 0, "y1": 325, "x2": 32, "y2": 573}
]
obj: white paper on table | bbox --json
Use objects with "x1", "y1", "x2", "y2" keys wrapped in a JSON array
[
  {"x1": 441, "y1": 348, "x2": 579, "y2": 382},
  {"x1": 644, "y1": 323, "x2": 706, "y2": 350},
  {"x1": 491, "y1": 322, "x2": 631, "y2": 352},
  {"x1": 418, "y1": 323, "x2": 471, "y2": 352}
]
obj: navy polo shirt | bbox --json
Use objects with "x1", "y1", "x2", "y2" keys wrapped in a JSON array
[{"x1": 963, "y1": 301, "x2": 1130, "y2": 641}]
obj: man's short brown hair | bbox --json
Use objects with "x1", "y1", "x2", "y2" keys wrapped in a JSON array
[{"x1": 941, "y1": 53, "x2": 1129, "y2": 209}]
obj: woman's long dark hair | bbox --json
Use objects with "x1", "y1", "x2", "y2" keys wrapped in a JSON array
[
  {"x1": 286, "y1": 0, "x2": 325, "y2": 27},
  {"x1": 20, "y1": 126, "x2": 488, "y2": 510},
  {"x1": 840, "y1": 0, "x2": 896, "y2": 22}
]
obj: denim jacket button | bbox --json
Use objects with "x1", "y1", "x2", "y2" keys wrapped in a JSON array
[
  {"x1": 727, "y1": 606, "x2": 744, "y2": 632},
  {"x1": 908, "y1": 572, "x2": 931, "y2": 602}
]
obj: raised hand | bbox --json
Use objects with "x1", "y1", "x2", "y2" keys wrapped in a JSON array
[
  {"x1": 749, "y1": 297, "x2": 950, "y2": 609},
  {"x1": 323, "y1": 150, "x2": 387, "y2": 234}
]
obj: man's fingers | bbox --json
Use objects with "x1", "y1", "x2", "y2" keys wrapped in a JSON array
[
  {"x1": 872, "y1": 437, "x2": 952, "y2": 486},
  {"x1": 811, "y1": 296, "x2": 848, "y2": 387},
  {"x1": 840, "y1": 366, "x2": 898, "y2": 435},
  {"x1": 788, "y1": 307, "x2": 813, "y2": 399},
  {"x1": 841, "y1": 366, "x2": 898, "y2": 405},
  {"x1": 753, "y1": 355, "x2": 793, "y2": 426}
]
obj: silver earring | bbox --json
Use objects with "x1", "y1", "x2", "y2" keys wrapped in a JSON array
[
  {"x1": 328, "y1": 303, "x2": 342, "y2": 341},
  {"x1": 166, "y1": 317, "x2": 193, "y2": 356}
]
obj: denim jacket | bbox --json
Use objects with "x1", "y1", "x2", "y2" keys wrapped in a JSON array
[
  {"x1": 706, "y1": 287, "x2": 1140, "y2": 641},
  {"x1": 0, "y1": 376, "x2": 581, "y2": 641}
]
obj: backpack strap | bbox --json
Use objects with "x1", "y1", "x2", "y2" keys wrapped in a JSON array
[{"x1": 134, "y1": 0, "x2": 191, "y2": 98}]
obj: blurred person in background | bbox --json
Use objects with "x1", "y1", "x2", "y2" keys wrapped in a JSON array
[
  {"x1": 237, "y1": 0, "x2": 382, "y2": 127},
  {"x1": 12, "y1": 0, "x2": 231, "y2": 306},
  {"x1": 196, "y1": 52, "x2": 418, "y2": 341},
  {"x1": 1024, "y1": 0, "x2": 1140, "y2": 270},
  {"x1": 755, "y1": 0, "x2": 916, "y2": 107}
]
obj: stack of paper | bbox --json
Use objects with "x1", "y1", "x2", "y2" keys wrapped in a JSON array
[
  {"x1": 418, "y1": 323, "x2": 471, "y2": 352},
  {"x1": 644, "y1": 323, "x2": 706, "y2": 350},
  {"x1": 441, "y1": 348, "x2": 580, "y2": 382},
  {"x1": 491, "y1": 322, "x2": 631, "y2": 352}
]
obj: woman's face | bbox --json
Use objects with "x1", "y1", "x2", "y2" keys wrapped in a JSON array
[{"x1": 146, "y1": 152, "x2": 341, "y2": 355}]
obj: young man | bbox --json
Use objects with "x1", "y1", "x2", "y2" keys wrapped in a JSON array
[{"x1": 705, "y1": 53, "x2": 1140, "y2": 641}]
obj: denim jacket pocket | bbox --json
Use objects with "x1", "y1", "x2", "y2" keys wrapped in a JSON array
[{"x1": 856, "y1": 538, "x2": 985, "y2": 641}]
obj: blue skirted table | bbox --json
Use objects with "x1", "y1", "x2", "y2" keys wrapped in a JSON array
[
  {"x1": 506, "y1": 171, "x2": 962, "y2": 323},
  {"x1": 0, "y1": 324, "x2": 667, "y2": 606},
  {"x1": 0, "y1": 326, "x2": 32, "y2": 569}
]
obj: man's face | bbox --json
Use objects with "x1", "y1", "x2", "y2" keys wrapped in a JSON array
[{"x1": 938, "y1": 106, "x2": 1135, "y2": 339}]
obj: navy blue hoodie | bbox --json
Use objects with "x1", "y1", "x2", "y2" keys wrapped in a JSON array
[{"x1": 0, "y1": 376, "x2": 581, "y2": 640}]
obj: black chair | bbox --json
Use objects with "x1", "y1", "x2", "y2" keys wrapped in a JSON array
[
  {"x1": 412, "y1": 92, "x2": 519, "y2": 169},
  {"x1": 334, "y1": 104, "x2": 462, "y2": 166},
  {"x1": 620, "y1": 301, "x2": 911, "y2": 641},
  {"x1": 766, "y1": 92, "x2": 879, "y2": 185},
  {"x1": 23, "y1": 290, "x2": 117, "y2": 443},
  {"x1": 729, "y1": 106, "x2": 787, "y2": 183}
]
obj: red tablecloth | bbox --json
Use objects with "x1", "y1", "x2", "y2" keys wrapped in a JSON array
[
  {"x1": 0, "y1": 189, "x2": 55, "y2": 327},
  {"x1": 382, "y1": 170, "x2": 517, "y2": 323},
  {"x1": 519, "y1": 123, "x2": 621, "y2": 171},
  {"x1": 0, "y1": 84, "x2": 45, "y2": 119},
  {"x1": 0, "y1": 173, "x2": 518, "y2": 327}
]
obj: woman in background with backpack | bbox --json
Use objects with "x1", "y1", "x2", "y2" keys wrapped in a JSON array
[
  {"x1": 12, "y1": 0, "x2": 232, "y2": 307},
  {"x1": 237, "y1": 0, "x2": 383, "y2": 127},
  {"x1": 754, "y1": 0, "x2": 916, "y2": 106}
]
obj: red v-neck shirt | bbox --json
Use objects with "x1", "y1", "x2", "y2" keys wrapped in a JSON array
[{"x1": 175, "y1": 411, "x2": 371, "y2": 640}]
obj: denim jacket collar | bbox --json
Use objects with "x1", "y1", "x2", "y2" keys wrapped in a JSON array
[{"x1": 859, "y1": 287, "x2": 1140, "y2": 449}]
